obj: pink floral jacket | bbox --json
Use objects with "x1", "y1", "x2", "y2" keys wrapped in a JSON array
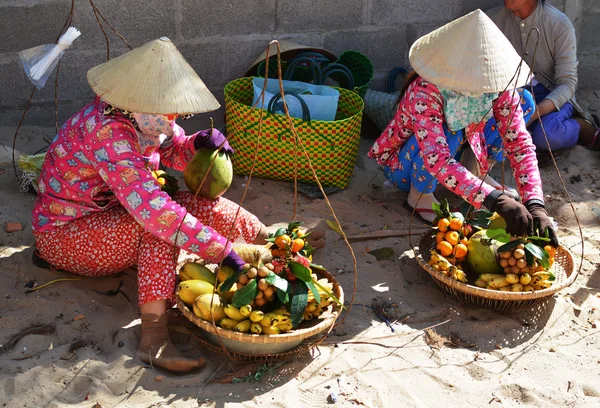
[
  {"x1": 32, "y1": 98, "x2": 232, "y2": 263},
  {"x1": 368, "y1": 78, "x2": 543, "y2": 208}
]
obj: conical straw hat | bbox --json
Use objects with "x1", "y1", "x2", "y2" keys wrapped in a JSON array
[
  {"x1": 87, "y1": 37, "x2": 220, "y2": 115},
  {"x1": 409, "y1": 9, "x2": 530, "y2": 93}
]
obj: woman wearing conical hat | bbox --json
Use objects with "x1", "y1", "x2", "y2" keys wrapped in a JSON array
[
  {"x1": 369, "y1": 10, "x2": 557, "y2": 246},
  {"x1": 30, "y1": 38, "x2": 324, "y2": 373}
]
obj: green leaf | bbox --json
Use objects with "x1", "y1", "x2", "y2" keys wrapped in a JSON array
[
  {"x1": 309, "y1": 262, "x2": 326, "y2": 270},
  {"x1": 548, "y1": 272, "x2": 556, "y2": 281},
  {"x1": 527, "y1": 236, "x2": 551, "y2": 243},
  {"x1": 289, "y1": 261, "x2": 312, "y2": 282},
  {"x1": 367, "y1": 247, "x2": 396, "y2": 261},
  {"x1": 538, "y1": 256, "x2": 550, "y2": 269},
  {"x1": 314, "y1": 280, "x2": 344, "y2": 308},
  {"x1": 220, "y1": 267, "x2": 247, "y2": 292},
  {"x1": 274, "y1": 228, "x2": 287, "y2": 237},
  {"x1": 305, "y1": 280, "x2": 321, "y2": 303},
  {"x1": 432, "y1": 202, "x2": 443, "y2": 217},
  {"x1": 486, "y1": 228, "x2": 511, "y2": 243},
  {"x1": 497, "y1": 240, "x2": 520, "y2": 253},
  {"x1": 525, "y1": 242, "x2": 547, "y2": 262},
  {"x1": 264, "y1": 237, "x2": 276, "y2": 243},
  {"x1": 232, "y1": 279, "x2": 258, "y2": 307},
  {"x1": 290, "y1": 282, "x2": 308, "y2": 327},
  {"x1": 265, "y1": 271, "x2": 289, "y2": 293},
  {"x1": 300, "y1": 242, "x2": 315, "y2": 258},
  {"x1": 276, "y1": 287, "x2": 289, "y2": 303},
  {"x1": 287, "y1": 221, "x2": 302, "y2": 232},
  {"x1": 525, "y1": 247, "x2": 535, "y2": 267},
  {"x1": 326, "y1": 219, "x2": 343, "y2": 236},
  {"x1": 441, "y1": 198, "x2": 451, "y2": 216}
]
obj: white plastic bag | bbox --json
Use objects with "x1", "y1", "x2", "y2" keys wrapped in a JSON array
[
  {"x1": 252, "y1": 78, "x2": 340, "y2": 121},
  {"x1": 19, "y1": 27, "x2": 81, "y2": 89}
]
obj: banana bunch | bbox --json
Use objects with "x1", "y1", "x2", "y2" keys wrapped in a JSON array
[
  {"x1": 428, "y1": 251, "x2": 468, "y2": 283},
  {"x1": 474, "y1": 271, "x2": 553, "y2": 292},
  {"x1": 217, "y1": 304, "x2": 292, "y2": 334},
  {"x1": 151, "y1": 169, "x2": 179, "y2": 197},
  {"x1": 304, "y1": 276, "x2": 334, "y2": 321}
]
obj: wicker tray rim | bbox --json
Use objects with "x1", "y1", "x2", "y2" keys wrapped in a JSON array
[
  {"x1": 414, "y1": 232, "x2": 577, "y2": 301},
  {"x1": 177, "y1": 268, "x2": 344, "y2": 344}
]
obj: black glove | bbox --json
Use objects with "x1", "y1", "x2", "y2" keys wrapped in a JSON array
[
  {"x1": 193, "y1": 128, "x2": 234, "y2": 155},
  {"x1": 525, "y1": 200, "x2": 559, "y2": 247},
  {"x1": 487, "y1": 193, "x2": 533, "y2": 237}
]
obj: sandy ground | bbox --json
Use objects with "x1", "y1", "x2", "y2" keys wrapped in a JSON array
[{"x1": 0, "y1": 92, "x2": 599, "y2": 408}]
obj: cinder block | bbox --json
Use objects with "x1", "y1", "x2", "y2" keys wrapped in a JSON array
[
  {"x1": 576, "y1": 51, "x2": 600, "y2": 90},
  {"x1": 57, "y1": 49, "x2": 129, "y2": 103},
  {"x1": 456, "y1": 0, "x2": 501, "y2": 16},
  {"x1": 0, "y1": 1, "x2": 72, "y2": 53},
  {"x1": 72, "y1": 0, "x2": 177, "y2": 50},
  {"x1": 324, "y1": 27, "x2": 408, "y2": 72},
  {"x1": 177, "y1": 41, "x2": 228, "y2": 89},
  {"x1": 371, "y1": 0, "x2": 458, "y2": 26},
  {"x1": 405, "y1": 21, "x2": 447, "y2": 51},
  {"x1": 277, "y1": 0, "x2": 364, "y2": 32},
  {"x1": 180, "y1": 0, "x2": 276, "y2": 39},
  {"x1": 579, "y1": 7, "x2": 600, "y2": 54},
  {"x1": 219, "y1": 38, "x2": 275, "y2": 84},
  {"x1": 0, "y1": 98, "x2": 86, "y2": 130}
]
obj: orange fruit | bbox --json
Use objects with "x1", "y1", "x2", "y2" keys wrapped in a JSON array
[
  {"x1": 445, "y1": 231, "x2": 459, "y2": 246},
  {"x1": 453, "y1": 243, "x2": 467, "y2": 258},
  {"x1": 437, "y1": 241, "x2": 453, "y2": 257},
  {"x1": 437, "y1": 218, "x2": 450, "y2": 232},
  {"x1": 435, "y1": 231, "x2": 446, "y2": 244},
  {"x1": 543, "y1": 245, "x2": 556, "y2": 258},
  {"x1": 271, "y1": 248, "x2": 287, "y2": 258},
  {"x1": 449, "y1": 218, "x2": 463, "y2": 231},
  {"x1": 275, "y1": 234, "x2": 292, "y2": 249},
  {"x1": 460, "y1": 237, "x2": 468, "y2": 246},
  {"x1": 291, "y1": 238, "x2": 305, "y2": 253}
]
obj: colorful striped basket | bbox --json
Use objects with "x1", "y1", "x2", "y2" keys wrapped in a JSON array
[{"x1": 224, "y1": 77, "x2": 364, "y2": 189}]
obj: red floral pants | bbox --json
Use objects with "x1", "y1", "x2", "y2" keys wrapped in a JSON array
[{"x1": 34, "y1": 192, "x2": 261, "y2": 306}]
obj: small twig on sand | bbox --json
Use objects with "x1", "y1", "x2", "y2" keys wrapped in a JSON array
[
  {"x1": 321, "y1": 319, "x2": 451, "y2": 346},
  {"x1": 196, "y1": 359, "x2": 227, "y2": 403},
  {"x1": 0, "y1": 323, "x2": 56, "y2": 355}
]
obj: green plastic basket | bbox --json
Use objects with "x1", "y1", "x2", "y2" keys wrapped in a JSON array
[{"x1": 331, "y1": 51, "x2": 374, "y2": 98}]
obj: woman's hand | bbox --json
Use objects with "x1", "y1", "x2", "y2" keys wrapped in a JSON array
[
  {"x1": 525, "y1": 201, "x2": 559, "y2": 247},
  {"x1": 193, "y1": 129, "x2": 234, "y2": 155},
  {"x1": 489, "y1": 194, "x2": 533, "y2": 237}
]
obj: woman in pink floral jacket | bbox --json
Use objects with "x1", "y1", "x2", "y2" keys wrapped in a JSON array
[
  {"x1": 369, "y1": 10, "x2": 557, "y2": 246},
  {"x1": 31, "y1": 38, "x2": 280, "y2": 373}
]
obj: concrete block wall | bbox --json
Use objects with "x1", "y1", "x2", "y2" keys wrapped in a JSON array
[{"x1": 0, "y1": 0, "x2": 596, "y2": 129}]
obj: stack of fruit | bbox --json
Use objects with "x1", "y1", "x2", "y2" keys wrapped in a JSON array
[
  {"x1": 177, "y1": 222, "x2": 341, "y2": 335},
  {"x1": 423, "y1": 200, "x2": 558, "y2": 293},
  {"x1": 472, "y1": 237, "x2": 556, "y2": 292},
  {"x1": 427, "y1": 200, "x2": 472, "y2": 283}
]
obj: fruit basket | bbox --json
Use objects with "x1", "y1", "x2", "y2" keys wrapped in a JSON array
[
  {"x1": 177, "y1": 266, "x2": 344, "y2": 356},
  {"x1": 414, "y1": 232, "x2": 577, "y2": 310}
]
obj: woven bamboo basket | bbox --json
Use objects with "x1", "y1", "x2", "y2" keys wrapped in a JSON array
[
  {"x1": 414, "y1": 232, "x2": 577, "y2": 310},
  {"x1": 177, "y1": 268, "x2": 344, "y2": 356}
]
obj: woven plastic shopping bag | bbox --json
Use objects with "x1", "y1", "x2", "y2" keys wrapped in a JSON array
[{"x1": 225, "y1": 77, "x2": 364, "y2": 189}]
